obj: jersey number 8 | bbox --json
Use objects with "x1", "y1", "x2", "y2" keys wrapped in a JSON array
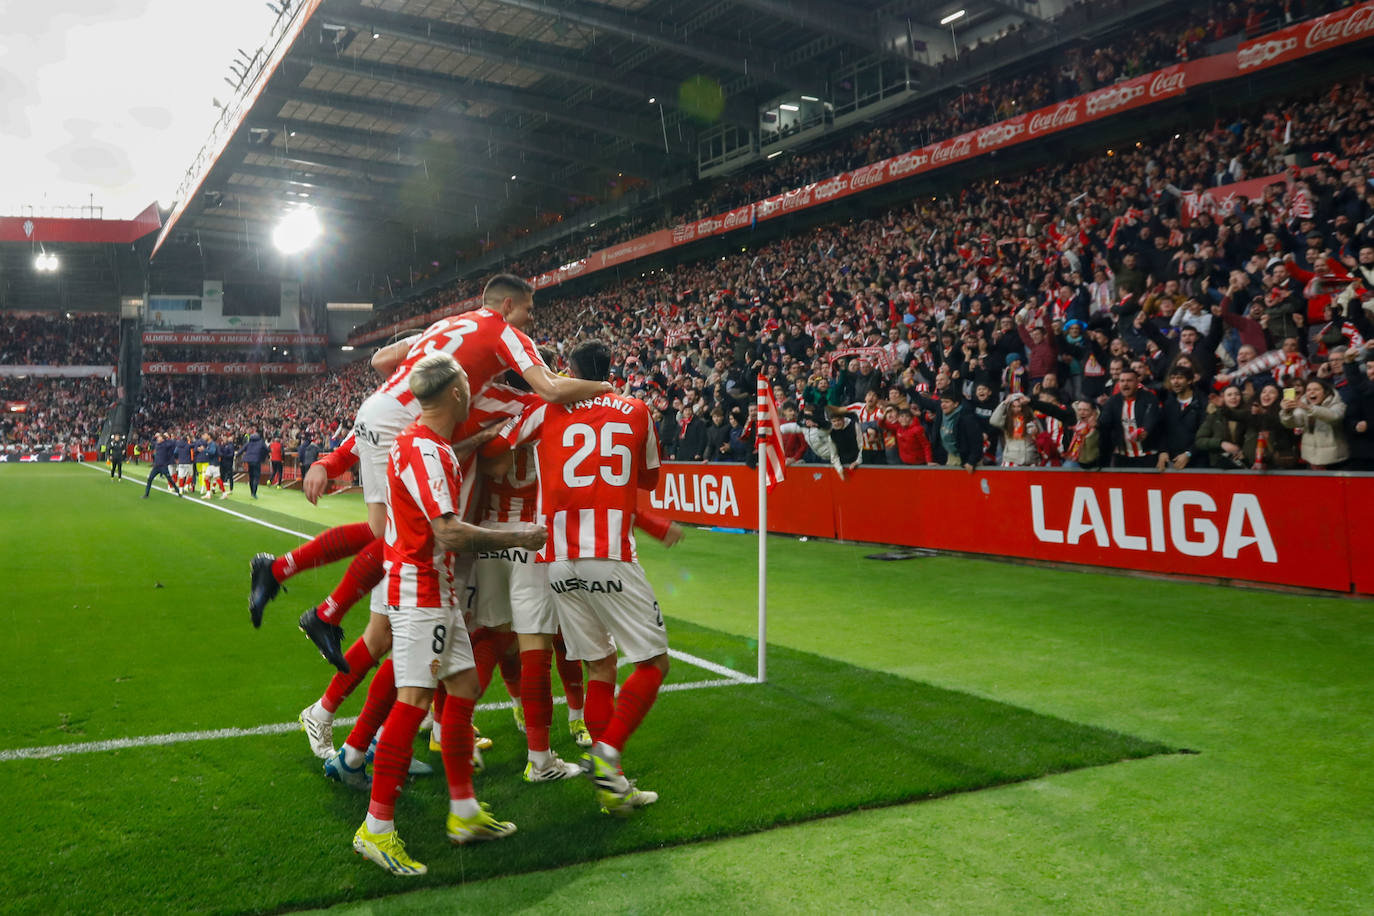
[{"x1": 562, "y1": 422, "x2": 633, "y2": 488}]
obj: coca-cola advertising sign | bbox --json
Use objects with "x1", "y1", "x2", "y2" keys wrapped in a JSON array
[
  {"x1": 1028, "y1": 102, "x2": 1081, "y2": 136},
  {"x1": 1148, "y1": 67, "x2": 1187, "y2": 99},
  {"x1": 1238, "y1": 1, "x2": 1374, "y2": 70}
]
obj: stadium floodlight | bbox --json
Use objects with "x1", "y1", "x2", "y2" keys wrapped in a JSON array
[
  {"x1": 33, "y1": 252, "x2": 58, "y2": 272},
  {"x1": 272, "y1": 207, "x2": 321, "y2": 254},
  {"x1": 940, "y1": 9, "x2": 966, "y2": 24}
]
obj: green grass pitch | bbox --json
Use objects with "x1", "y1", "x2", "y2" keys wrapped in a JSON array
[{"x1": 2, "y1": 464, "x2": 1371, "y2": 914}]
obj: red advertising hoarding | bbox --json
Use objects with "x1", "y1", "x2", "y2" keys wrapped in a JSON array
[
  {"x1": 141, "y1": 362, "x2": 325, "y2": 375},
  {"x1": 637, "y1": 465, "x2": 1370, "y2": 595},
  {"x1": 348, "y1": 1, "x2": 1374, "y2": 347},
  {"x1": 142, "y1": 331, "x2": 326, "y2": 345}
]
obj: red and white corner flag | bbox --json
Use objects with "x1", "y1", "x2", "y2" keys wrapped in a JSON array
[{"x1": 756, "y1": 374, "x2": 785, "y2": 491}]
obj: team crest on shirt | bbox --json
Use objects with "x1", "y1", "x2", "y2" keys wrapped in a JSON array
[{"x1": 430, "y1": 659, "x2": 440, "y2": 677}]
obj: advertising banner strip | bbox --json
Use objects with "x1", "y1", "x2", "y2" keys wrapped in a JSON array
[
  {"x1": 140, "y1": 362, "x2": 325, "y2": 375},
  {"x1": 347, "y1": 1, "x2": 1374, "y2": 347},
  {"x1": 637, "y1": 464, "x2": 1370, "y2": 595},
  {"x1": 141, "y1": 332, "x2": 327, "y2": 345}
]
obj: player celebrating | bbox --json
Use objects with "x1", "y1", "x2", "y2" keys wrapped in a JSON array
[
  {"x1": 351, "y1": 352, "x2": 546, "y2": 876},
  {"x1": 141, "y1": 432, "x2": 181, "y2": 498},
  {"x1": 488, "y1": 340, "x2": 669, "y2": 815}
]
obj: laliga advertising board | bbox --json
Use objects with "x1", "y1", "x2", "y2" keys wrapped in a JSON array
[{"x1": 639, "y1": 466, "x2": 1373, "y2": 594}]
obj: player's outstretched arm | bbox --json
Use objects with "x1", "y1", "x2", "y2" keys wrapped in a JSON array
[
  {"x1": 371, "y1": 335, "x2": 419, "y2": 375},
  {"x1": 431, "y1": 515, "x2": 547, "y2": 553},
  {"x1": 521, "y1": 365, "x2": 613, "y2": 404}
]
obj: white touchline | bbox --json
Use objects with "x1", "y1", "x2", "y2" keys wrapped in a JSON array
[
  {"x1": 81, "y1": 462, "x2": 316, "y2": 539},
  {"x1": 1, "y1": 675, "x2": 756, "y2": 763}
]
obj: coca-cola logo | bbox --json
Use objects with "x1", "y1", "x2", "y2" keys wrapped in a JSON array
[
  {"x1": 889, "y1": 151, "x2": 929, "y2": 176},
  {"x1": 698, "y1": 217, "x2": 722, "y2": 234},
  {"x1": 1029, "y1": 103, "x2": 1080, "y2": 135},
  {"x1": 722, "y1": 206, "x2": 751, "y2": 229},
  {"x1": 850, "y1": 164, "x2": 886, "y2": 190},
  {"x1": 756, "y1": 198, "x2": 781, "y2": 219},
  {"x1": 1085, "y1": 83, "x2": 1145, "y2": 115},
  {"x1": 1149, "y1": 70, "x2": 1187, "y2": 97},
  {"x1": 930, "y1": 135, "x2": 973, "y2": 164},
  {"x1": 671, "y1": 224, "x2": 697, "y2": 243},
  {"x1": 1307, "y1": 6, "x2": 1374, "y2": 48},
  {"x1": 186, "y1": 363, "x2": 213, "y2": 373},
  {"x1": 977, "y1": 122, "x2": 1025, "y2": 150},
  {"x1": 1238, "y1": 36, "x2": 1297, "y2": 69}
]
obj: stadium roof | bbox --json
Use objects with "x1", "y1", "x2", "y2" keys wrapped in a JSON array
[{"x1": 155, "y1": 0, "x2": 1046, "y2": 269}]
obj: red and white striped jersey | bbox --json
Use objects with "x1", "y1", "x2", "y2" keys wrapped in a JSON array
[
  {"x1": 385, "y1": 421, "x2": 461, "y2": 608},
  {"x1": 845, "y1": 402, "x2": 883, "y2": 424},
  {"x1": 497, "y1": 393, "x2": 661, "y2": 562},
  {"x1": 377, "y1": 308, "x2": 544, "y2": 408},
  {"x1": 483, "y1": 445, "x2": 539, "y2": 523},
  {"x1": 453, "y1": 383, "x2": 542, "y2": 524}
]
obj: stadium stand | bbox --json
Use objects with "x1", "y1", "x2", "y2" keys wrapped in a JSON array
[
  {"x1": 95, "y1": 71, "x2": 1373, "y2": 474},
  {"x1": 0, "y1": 313, "x2": 119, "y2": 366},
  {"x1": 348, "y1": 0, "x2": 1342, "y2": 331}
]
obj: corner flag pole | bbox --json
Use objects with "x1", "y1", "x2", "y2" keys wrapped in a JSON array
[{"x1": 757, "y1": 431, "x2": 768, "y2": 683}]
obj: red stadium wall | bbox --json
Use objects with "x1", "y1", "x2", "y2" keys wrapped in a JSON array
[{"x1": 637, "y1": 465, "x2": 1374, "y2": 596}]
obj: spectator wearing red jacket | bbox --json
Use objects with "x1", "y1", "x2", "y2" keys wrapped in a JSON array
[{"x1": 880, "y1": 408, "x2": 933, "y2": 465}]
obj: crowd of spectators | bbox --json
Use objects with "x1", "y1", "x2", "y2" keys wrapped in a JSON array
[
  {"x1": 130, "y1": 358, "x2": 374, "y2": 456},
  {"x1": 355, "y1": 0, "x2": 1338, "y2": 331},
  {"x1": 7, "y1": 39, "x2": 1374, "y2": 475},
  {"x1": 0, "y1": 377, "x2": 115, "y2": 453},
  {"x1": 0, "y1": 314, "x2": 118, "y2": 366}
]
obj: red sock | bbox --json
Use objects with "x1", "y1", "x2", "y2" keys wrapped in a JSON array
[
  {"x1": 600, "y1": 664, "x2": 664, "y2": 753},
  {"x1": 317, "y1": 538, "x2": 384, "y2": 625},
  {"x1": 585, "y1": 679, "x2": 615, "y2": 743},
  {"x1": 553, "y1": 635, "x2": 584, "y2": 711},
  {"x1": 272, "y1": 521, "x2": 374, "y2": 583},
  {"x1": 440, "y1": 695, "x2": 477, "y2": 802},
  {"x1": 366, "y1": 700, "x2": 426, "y2": 822},
  {"x1": 345, "y1": 659, "x2": 396, "y2": 754},
  {"x1": 499, "y1": 649, "x2": 522, "y2": 702},
  {"x1": 320, "y1": 638, "x2": 377, "y2": 714},
  {"x1": 519, "y1": 649, "x2": 553, "y2": 753},
  {"x1": 473, "y1": 629, "x2": 514, "y2": 695}
]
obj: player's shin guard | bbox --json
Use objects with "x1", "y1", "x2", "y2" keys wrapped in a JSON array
[
  {"x1": 366, "y1": 701, "x2": 427, "y2": 822},
  {"x1": 271, "y1": 521, "x2": 375, "y2": 584},
  {"x1": 321, "y1": 638, "x2": 378, "y2": 714},
  {"x1": 472, "y1": 629, "x2": 514, "y2": 695},
  {"x1": 317, "y1": 539, "x2": 385, "y2": 626},
  {"x1": 584, "y1": 679, "x2": 615, "y2": 743},
  {"x1": 599, "y1": 664, "x2": 664, "y2": 753},
  {"x1": 345, "y1": 659, "x2": 397, "y2": 756},
  {"x1": 553, "y1": 635, "x2": 585, "y2": 711},
  {"x1": 518, "y1": 650, "x2": 554, "y2": 753},
  {"x1": 439, "y1": 696, "x2": 477, "y2": 802}
]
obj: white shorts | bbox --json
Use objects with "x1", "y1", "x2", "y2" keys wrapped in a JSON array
[
  {"x1": 547, "y1": 558, "x2": 667, "y2": 664},
  {"x1": 388, "y1": 602, "x2": 474, "y2": 688},
  {"x1": 472, "y1": 523, "x2": 556, "y2": 633},
  {"x1": 352, "y1": 392, "x2": 417, "y2": 504},
  {"x1": 176, "y1": 463, "x2": 193, "y2": 478},
  {"x1": 203, "y1": 465, "x2": 221, "y2": 481}
]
